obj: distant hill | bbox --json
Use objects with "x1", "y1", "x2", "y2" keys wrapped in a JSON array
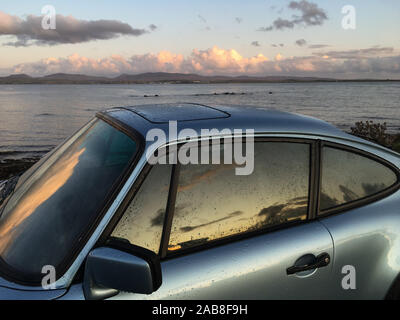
[
  {"x1": 110, "y1": 72, "x2": 336, "y2": 83},
  {"x1": 113, "y1": 72, "x2": 211, "y2": 82},
  {"x1": 1, "y1": 74, "x2": 33, "y2": 82},
  {"x1": 0, "y1": 72, "x2": 398, "y2": 84},
  {"x1": 42, "y1": 73, "x2": 110, "y2": 82}
]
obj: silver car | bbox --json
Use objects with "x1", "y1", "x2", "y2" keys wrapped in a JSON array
[{"x1": 0, "y1": 103, "x2": 399, "y2": 300}]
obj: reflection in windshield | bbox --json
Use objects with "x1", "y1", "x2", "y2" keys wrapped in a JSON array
[
  {"x1": 0, "y1": 148, "x2": 85, "y2": 254},
  {"x1": 0, "y1": 118, "x2": 137, "y2": 279}
]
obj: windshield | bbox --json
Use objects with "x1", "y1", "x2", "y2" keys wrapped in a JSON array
[{"x1": 0, "y1": 117, "x2": 138, "y2": 282}]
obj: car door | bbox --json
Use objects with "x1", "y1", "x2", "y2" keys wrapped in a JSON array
[
  {"x1": 315, "y1": 143, "x2": 400, "y2": 299},
  {"x1": 116, "y1": 221, "x2": 334, "y2": 300},
  {"x1": 108, "y1": 139, "x2": 336, "y2": 299}
]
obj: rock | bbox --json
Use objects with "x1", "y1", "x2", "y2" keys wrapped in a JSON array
[{"x1": 0, "y1": 158, "x2": 39, "y2": 180}]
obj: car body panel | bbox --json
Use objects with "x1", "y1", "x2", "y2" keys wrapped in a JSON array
[
  {"x1": 109, "y1": 221, "x2": 334, "y2": 300},
  {"x1": 318, "y1": 191, "x2": 400, "y2": 299},
  {"x1": 127, "y1": 103, "x2": 230, "y2": 123},
  {"x1": 0, "y1": 284, "x2": 66, "y2": 300},
  {"x1": 113, "y1": 104, "x2": 351, "y2": 141}
]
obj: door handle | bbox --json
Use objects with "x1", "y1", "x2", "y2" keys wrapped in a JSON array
[{"x1": 286, "y1": 253, "x2": 330, "y2": 275}]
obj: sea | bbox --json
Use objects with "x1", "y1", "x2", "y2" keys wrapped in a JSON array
[{"x1": 0, "y1": 82, "x2": 399, "y2": 161}]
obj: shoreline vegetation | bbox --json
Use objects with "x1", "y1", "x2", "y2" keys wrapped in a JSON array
[
  {"x1": 1, "y1": 72, "x2": 400, "y2": 85},
  {"x1": 1, "y1": 121, "x2": 399, "y2": 181},
  {"x1": 350, "y1": 121, "x2": 400, "y2": 153}
]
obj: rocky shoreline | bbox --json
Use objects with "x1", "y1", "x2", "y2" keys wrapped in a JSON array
[{"x1": 0, "y1": 157, "x2": 40, "y2": 180}]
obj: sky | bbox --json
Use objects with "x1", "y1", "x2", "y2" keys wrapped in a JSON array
[{"x1": 0, "y1": 0, "x2": 399, "y2": 79}]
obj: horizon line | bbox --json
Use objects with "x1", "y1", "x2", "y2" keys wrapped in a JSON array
[{"x1": 1, "y1": 72, "x2": 400, "y2": 82}]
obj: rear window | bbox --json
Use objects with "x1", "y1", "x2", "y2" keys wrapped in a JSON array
[{"x1": 320, "y1": 147, "x2": 398, "y2": 211}]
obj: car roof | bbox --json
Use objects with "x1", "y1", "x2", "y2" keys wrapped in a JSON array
[
  {"x1": 101, "y1": 102, "x2": 379, "y2": 147},
  {"x1": 126, "y1": 103, "x2": 230, "y2": 123}
]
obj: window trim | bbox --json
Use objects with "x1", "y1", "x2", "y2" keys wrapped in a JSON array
[
  {"x1": 63, "y1": 112, "x2": 145, "y2": 280},
  {"x1": 317, "y1": 141, "x2": 400, "y2": 217},
  {"x1": 159, "y1": 163, "x2": 180, "y2": 257},
  {"x1": 161, "y1": 137, "x2": 315, "y2": 259}
]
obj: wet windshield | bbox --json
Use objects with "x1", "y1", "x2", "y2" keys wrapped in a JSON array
[{"x1": 0, "y1": 117, "x2": 138, "y2": 281}]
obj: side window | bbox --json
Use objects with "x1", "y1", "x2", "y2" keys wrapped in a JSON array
[
  {"x1": 320, "y1": 146, "x2": 398, "y2": 211},
  {"x1": 168, "y1": 142, "x2": 310, "y2": 253},
  {"x1": 111, "y1": 164, "x2": 172, "y2": 254}
]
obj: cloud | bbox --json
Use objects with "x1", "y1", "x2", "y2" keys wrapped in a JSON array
[
  {"x1": 275, "y1": 53, "x2": 284, "y2": 61},
  {"x1": 189, "y1": 46, "x2": 270, "y2": 74},
  {"x1": 251, "y1": 41, "x2": 261, "y2": 47},
  {"x1": 180, "y1": 211, "x2": 243, "y2": 233},
  {"x1": 258, "y1": 26, "x2": 273, "y2": 32},
  {"x1": 289, "y1": 0, "x2": 327, "y2": 25},
  {"x1": 296, "y1": 39, "x2": 307, "y2": 47},
  {"x1": 6, "y1": 46, "x2": 400, "y2": 78},
  {"x1": 148, "y1": 24, "x2": 158, "y2": 31},
  {"x1": 178, "y1": 165, "x2": 236, "y2": 192},
  {"x1": 0, "y1": 10, "x2": 151, "y2": 47},
  {"x1": 259, "y1": 18, "x2": 294, "y2": 32},
  {"x1": 197, "y1": 14, "x2": 211, "y2": 31},
  {"x1": 197, "y1": 15, "x2": 207, "y2": 23},
  {"x1": 308, "y1": 44, "x2": 330, "y2": 49},
  {"x1": 313, "y1": 47, "x2": 394, "y2": 59},
  {"x1": 259, "y1": 0, "x2": 327, "y2": 32}
]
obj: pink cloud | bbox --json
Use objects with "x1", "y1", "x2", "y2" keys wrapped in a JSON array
[{"x1": 7, "y1": 46, "x2": 400, "y2": 78}]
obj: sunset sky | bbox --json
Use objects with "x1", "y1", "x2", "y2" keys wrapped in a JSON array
[{"x1": 0, "y1": 0, "x2": 399, "y2": 78}]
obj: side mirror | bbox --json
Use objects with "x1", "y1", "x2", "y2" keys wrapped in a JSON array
[{"x1": 83, "y1": 242, "x2": 162, "y2": 300}]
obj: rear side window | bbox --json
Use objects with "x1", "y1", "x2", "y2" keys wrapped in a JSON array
[
  {"x1": 168, "y1": 142, "x2": 310, "y2": 253},
  {"x1": 320, "y1": 147, "x2": 398, "y2": 211}
]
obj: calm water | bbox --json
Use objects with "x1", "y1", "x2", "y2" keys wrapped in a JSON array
[{"x1": 0, "y1": 82, "x2": 399, "y2": 161}]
